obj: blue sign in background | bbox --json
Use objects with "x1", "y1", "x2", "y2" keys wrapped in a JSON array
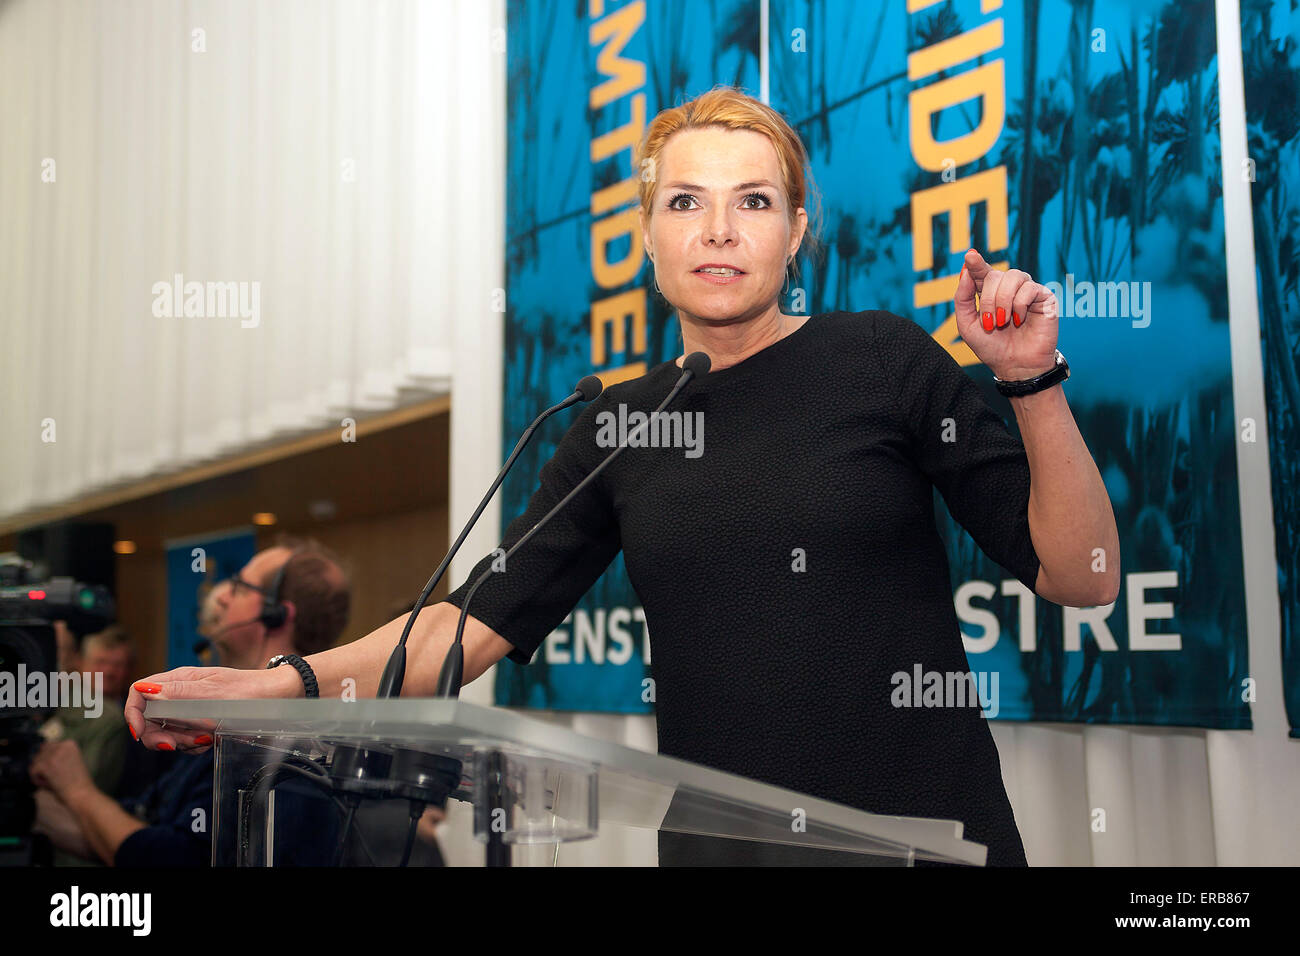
[
  {"x1": 498, "y1": 0, "x2": 1253, "y2": 729},
  {"x1": 165, "y1": 529, "x2": 255, "y2": 670}
]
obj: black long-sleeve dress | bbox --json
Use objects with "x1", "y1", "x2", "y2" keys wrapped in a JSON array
[{"x1": 445, "y1": 309, "x2": 1039, "y2": 866}]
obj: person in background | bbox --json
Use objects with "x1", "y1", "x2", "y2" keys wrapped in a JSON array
[
  {"x1": 39, "y1": 624, "x2": 167, "y2": 865},
  {"x1": 40, "y1": 625, "x2": 141, "y2": 799},
  {"x1": 80, "y1": 624, "x2": 133, "y2": 700},
  {"x1": 31, "y1": 539, "x2": 351, "y2": 866}
]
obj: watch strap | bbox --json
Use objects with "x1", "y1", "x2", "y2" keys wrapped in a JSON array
[
  {"x1": 267, "y1": 653, "x2": 319, "y2": 699},
  {"x1": 994, "y1": 349, "x2": 1070, "y2": 397}
]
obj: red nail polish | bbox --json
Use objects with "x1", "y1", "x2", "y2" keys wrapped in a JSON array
[
  {"x1": 996, "y1": 306, "x2": 1007, "y2": 328},
  {"x1": 158, "y1": 742, "x2": 175, "y2": 752},
  {"x1": 134, "y1": 681, "x2": 162, "y2": 695},
  {"x1": 128, "y1": 724, "x2": 138, "y2": 741},
  {"x1": 194, "y1": 734, "x2": 212, "y2": 746},
  {"x1": 982, "y1": 311, "x2": 994, "y2": 331},
  {"x1": 1012, "y1": 311, "x2": 1022, "y2": 327}
]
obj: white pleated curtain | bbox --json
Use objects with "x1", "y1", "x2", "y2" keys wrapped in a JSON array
[{"x1": 0, "y1": 0, "x2": 480, "y2": 517}]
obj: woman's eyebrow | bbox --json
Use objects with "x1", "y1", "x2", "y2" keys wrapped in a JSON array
[{"x1": 663, "y1": 180, "x2": 778, "y2": 191}]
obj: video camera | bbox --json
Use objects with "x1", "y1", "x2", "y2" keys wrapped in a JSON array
[{"x1": 0, "y1": 555, "x2": 115, "y2": 864}]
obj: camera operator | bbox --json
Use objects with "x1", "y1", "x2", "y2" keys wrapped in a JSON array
[{"x1": 30, "y1": 541, "x2": 351, "y2": 866}]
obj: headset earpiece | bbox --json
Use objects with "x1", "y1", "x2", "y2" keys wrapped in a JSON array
[{"x1": 259, "y1": 552, "x2": 297, "y2": 631}]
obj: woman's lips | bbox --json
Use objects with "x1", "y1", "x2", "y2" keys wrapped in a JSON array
[{"x1": 692, "y1": 269, "x2": 746, "y2": 285}]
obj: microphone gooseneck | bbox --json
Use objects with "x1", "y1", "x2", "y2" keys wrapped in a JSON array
[
  {"x1": 323, "y1": 376, "x2": 605, "y2": 866},
  {"x1": 375, "y1": 375, "x2": 604, "y2": 698},
  {"x1": 435, "y1": 352, "x2": 710, "y2": 698}
]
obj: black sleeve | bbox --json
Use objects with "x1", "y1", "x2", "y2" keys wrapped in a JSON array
[
  {"x1": 443, "y1": 398, "x2": 623, "y2": 664},
  {"x1": 871, "y1": 310, "x2": 1042, "y2": 594}
]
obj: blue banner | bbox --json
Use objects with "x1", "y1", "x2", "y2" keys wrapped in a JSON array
[{"x1": 499, "y1": 0, "x2": 1251, "y2": 729}]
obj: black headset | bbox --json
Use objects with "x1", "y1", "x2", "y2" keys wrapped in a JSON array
[{"x1": 258, "y1": 551, "x2": 299, "y2": 631}]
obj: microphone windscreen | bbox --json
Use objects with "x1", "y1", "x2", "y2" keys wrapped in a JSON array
[
  {"x1": 682, "y1": 351, "x2": 712, "y2": 378},
  {"x1": 575, "y1": 374, "x2": 604, "y2": 402}
]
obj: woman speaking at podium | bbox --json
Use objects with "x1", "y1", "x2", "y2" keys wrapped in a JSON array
[{"x1": 128, "y1": 87, "x2": 1120, "y2": 867}]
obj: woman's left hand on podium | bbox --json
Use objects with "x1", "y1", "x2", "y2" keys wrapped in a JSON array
[{"x1": 125, "y1": 664, "x2": 301, "y2": 751}]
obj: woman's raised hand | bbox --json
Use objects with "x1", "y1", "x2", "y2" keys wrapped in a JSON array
[{"x1": 954, "y1": 247, "x2": 1060, "y2": 381}]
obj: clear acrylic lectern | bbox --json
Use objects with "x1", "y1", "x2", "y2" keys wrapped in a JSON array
[{"x1": 145, "y1": 698, "x2": 987, "y2": 867}]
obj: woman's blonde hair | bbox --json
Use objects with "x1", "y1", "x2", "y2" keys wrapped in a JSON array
[{"x1": 635, "y1": 85, "x2": 824, "y2": 274}]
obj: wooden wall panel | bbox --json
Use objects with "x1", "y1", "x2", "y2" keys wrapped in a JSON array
[{"x1": 2, "y1": 410, "x2": 454, "y2": 679}]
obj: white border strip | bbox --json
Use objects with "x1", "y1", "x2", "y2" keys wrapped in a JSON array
[{"x1": 1209, "y1": 0, "x2": 1299, "y2": 865}]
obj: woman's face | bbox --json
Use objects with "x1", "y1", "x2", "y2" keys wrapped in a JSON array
[{"x1": 641, "y1": 126, "x2": 806, "y2": 326}]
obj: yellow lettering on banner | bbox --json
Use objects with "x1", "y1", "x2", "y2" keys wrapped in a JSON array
[
  {"x1": 588, "y1": 1, "x2": 648, "y2": 382},
  {"x1": 912, "y1": 272, "x2": 964, "y2": 311},
  {"x1": 909, "y1": 62, "x2": 1006, "y2": 170},
  {"x1": 910, "y1": 167, "x2": 1009, "y2": 271},
  {"x1": 912, "y1": 262, "x2": 1011, "y2": 311},
  {"x1": 907, "y1": 20, "x2": 1003, "y2": 81},
  {"x1": 592, "y1": 176, "x2": 638, "y2": 216},
  {"x1": 591, "y1": 289, "x2": 647, "y2": 365},
  {"x1": 593, "y1": 209, "x2": 643, "y2": 288},
  {"x1": 590, "y1": 1, "x2": 645, "y2": 108},
  {"x1": 598, "y1": 362, "x2": 649, "y2": 388},
  {"x1": 913, "y1": 262, "x2": 1009, "y2": 366},
  {"x1": 907, "y1": 3, "x2": 1008, "y2": 366},
  {"x1": 592, "y1": 93, "x2": 646, "y2": 164},
  {"x1": 593, "y1": 178, "x2": 643, "y2": 289}
]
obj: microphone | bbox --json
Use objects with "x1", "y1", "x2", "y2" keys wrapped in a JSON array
[
  {"x1": 375, "y1": 374, "x2": 604, "y2": 698},
  {"x1": 435, "y1": 351, "x2": 710, "y2": 698},
  {"x1": 326, "y1": 375, "x2": 605, "y2": 866}
]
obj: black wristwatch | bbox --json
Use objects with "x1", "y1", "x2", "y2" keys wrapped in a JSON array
[
  {"x1": 993, "y1": 349, "x2": 1070, "y2": 397},
  {"x1": 266, "y1": 653, "x2": 319, "y2": 699}
]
